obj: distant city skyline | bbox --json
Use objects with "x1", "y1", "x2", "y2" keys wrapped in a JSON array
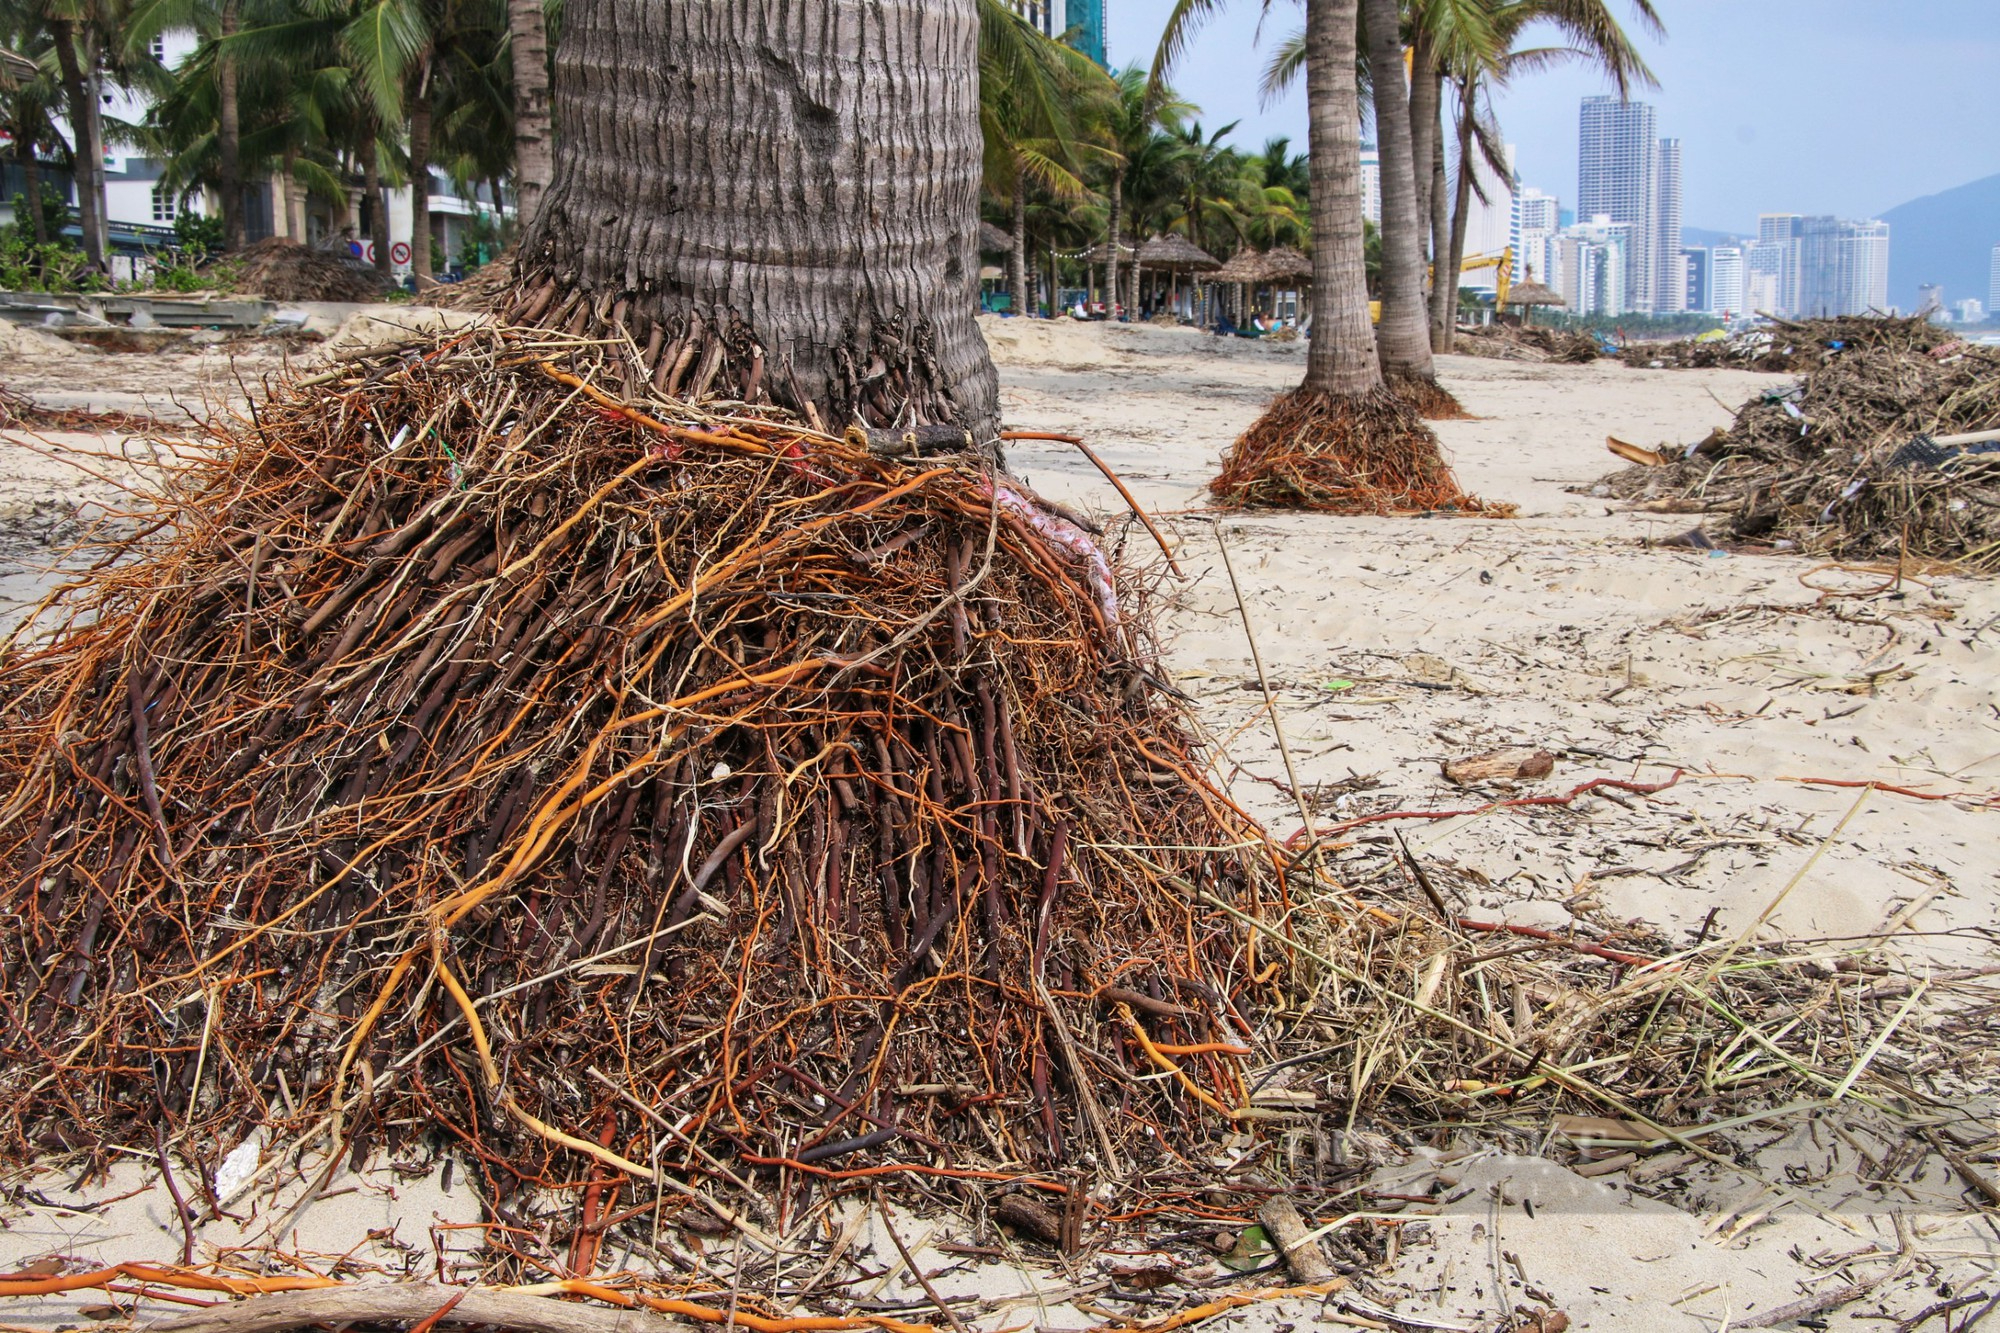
[{"x1": 1106, "y1": 0, "x2": 2000, "y2": 228}]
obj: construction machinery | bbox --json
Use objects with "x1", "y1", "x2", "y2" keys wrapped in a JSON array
[{"x1": 1371, "y1": 246, "x2": 1513, "y2": 323}]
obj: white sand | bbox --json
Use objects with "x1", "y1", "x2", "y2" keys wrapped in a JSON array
[{"x1": 1, "y1": 313, "x2": 1995, "y2": 1331}]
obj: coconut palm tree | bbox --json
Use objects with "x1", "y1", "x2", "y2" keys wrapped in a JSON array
[
  {"x1": 978, "y1": 0, "x2": 1111, "y2": 319},
  {"x1": 0, "y1": 12, "x2": 64, "y2": 248},
  {"x1": 138, "y1": 0, "x2": 359, "y2": 239},
  {"x1": 1096, "y1": 64, "x2": 1194, "y2": 314},
  {"x1": 128, "y1": 0, "x2": 256, "y2": 248},
  {"x1": 27, "y1": 0, "x2": 154, "y2": 267},
  {"x1": 1429, "y1": 0, "x2": 1661, "y2": 350}
]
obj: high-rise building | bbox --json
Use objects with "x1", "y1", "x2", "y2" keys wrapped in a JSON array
[
  {"x1": 1577, "y1": 96, "x2": 1659, "y2": 312},
  {"x1": 1652, "y1": 138, "x2": 1684, "y2": 312},
  {"x1": 1988, "y1": 245, "x2": 2000, "y2": 316},
  {"x1": 1461, "y1": 143, "x2": 1516, "y2": 272},
  {"x1": 1558, "y1": 214, "x2": 1633, "y2": 315},
  {"x1": 1066, "y1": 0, "x2": 1107, "y2": 65},
  {"x1": 1796, "y1": 217, "x2": 1889, "y2": 316},
  {"x1": 1681, "y1": 246, "x2": 1710, "y2": 314},
  {"x1": 1918, "y1": 283, "x2": 1945, "y2": 317},
  {"x1": 1955, "y1": 299, "x2": 1985, "y2": 325},
  {"x1": 1512, "y1": 187, "x2": 1561, "y2": 288},
  {"x1": 1008, "y1": 0, "x2": 1058, "y2": 36},
  {"x1": 1360, "y1": 145, "x2": 1381, "y2": 226},
  {"x1": 1747, "y1": 214, "x2": 1804, "y2": 315},
  {"x1": 1007, "y1": 0, "x2": 1107, "y2": 63},
  {"x1": 1710, "y1": 246, "x2": 1745, "y2": 318}
]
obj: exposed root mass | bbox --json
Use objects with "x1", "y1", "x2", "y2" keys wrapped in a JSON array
[
  {"x1": 0, "y1": 325, "x2": 1273, "y2": 1190},
  {"x1": 1389, "y1": 373, "x2": 1472, "y2": 420},
  {"x1": 1210, "y1": 386, "x2": 1512, "y2": 515}
]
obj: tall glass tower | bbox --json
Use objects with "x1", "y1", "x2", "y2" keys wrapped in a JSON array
[
  {"x1": 1066, "y1": 0, "x2": 1107, "y2": 66},
  {"x1": 1008, "y1": 0, "x2": 1107, "y2": 66}
]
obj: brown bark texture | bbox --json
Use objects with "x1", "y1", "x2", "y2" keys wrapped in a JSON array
[
  {"x1": 49, "y1": 20, "x2": 106, "y2": 269},
  {"x1": 409, "y1": 65, "x2": 432, "y2": 283},
  {"x1": 506, "y1": 0, "x2": 554, "y2": 229},
  {"x1": 363, "y1": 142, "x2": 392, "y2": 276},
  {"x1": 1359, "y1": 0, "x2": 1435, "y2": 382},
  {"x1": 21, "y1": 154, "x2": 47, "y2": 245},
  {"x1": 218, "y1": 0, "x2": 244, "y2": 250},
  {"x1": 1407, "y1": 34, "x2": 1437, "y2": 257},
  {"x1": 1009, "y1": 164, "x2": 1029, "y2": 320},
  {"x1": 1301, "y1": 0, "x2": 1380, "y2": 396},
  {"x1": 1438, "y1": 86, "x2": 1478, "y2": 354},
  {"x1": 512, "y1": 0, "x2": 999, "y2": 443},
  {"x1": 1427, "y1": 98, "x2": 1452, "y2": 350}
]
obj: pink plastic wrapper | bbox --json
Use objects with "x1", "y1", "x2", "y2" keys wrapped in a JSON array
[{"x1": 979, "y1": 479, "x2": 1119, "y2": 625}]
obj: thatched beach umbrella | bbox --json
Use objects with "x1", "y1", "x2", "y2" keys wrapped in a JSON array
[
  {"x1": 1135, "y1": 234, "x2": 1220, "y2": 320},
  {"x1": 1136, "y1": 233, "x2": 1220, "y2": 273},
  {"x1": 1211, "y1": 250, "x2": 1265, "y2": 284},
  {"x1": 1210, "y1": 251, "x2": 1265, "y2": 328},
  {"x1": 1252, "y1": 245, "x2": 1313, "y2": 285},
  {"x1": 977, "y1": 221, "x2": 1012, "y2": 255},
  {"x1": 1504, "y1": 278, "x2": 1565, "y2": 326}
]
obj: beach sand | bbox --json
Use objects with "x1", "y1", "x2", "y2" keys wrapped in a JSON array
[{"x1": 1, "y1": 313, "x2": 1994, "y2": 1331}]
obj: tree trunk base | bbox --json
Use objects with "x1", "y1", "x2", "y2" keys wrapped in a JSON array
[
  {"x1": 499, "y1": 270, "x2": 990, "y2": 446},
  {"x1": 1210, "y1": 386, "x2": 1511, "y2": 515},
  {"x1": 1389, "y1": 373, "x2": 1472, "y2": 421}
]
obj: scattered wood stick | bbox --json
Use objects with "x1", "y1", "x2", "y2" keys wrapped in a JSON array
[{"x1": 1256, "y1": 1196, "x2": 1335, "y2": 1283}]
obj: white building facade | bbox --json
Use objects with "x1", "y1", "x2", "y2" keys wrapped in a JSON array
[
  {"x1": 1511, "y1": 186, "x2": 1561, "y2": 289},
  {"x1": 1709, "y1": 245, "x2": 1745, "y2": 318}
]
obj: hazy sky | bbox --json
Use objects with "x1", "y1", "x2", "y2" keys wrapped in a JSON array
[{"x1": 1106, "y1": 0, "x2": 2000, "y2": 231}]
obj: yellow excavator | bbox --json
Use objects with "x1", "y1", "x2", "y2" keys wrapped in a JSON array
[{"x1": 1370, "y1": 246, "x2": 1512, "y2": 323}]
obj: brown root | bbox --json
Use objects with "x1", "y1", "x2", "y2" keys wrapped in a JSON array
[
  {"x1": 1209, "y1": 385, "x2": 1514, "y2": 516},
  {"x1": 1389, "y1": 373, "x2": 1473, "y2": 421}
]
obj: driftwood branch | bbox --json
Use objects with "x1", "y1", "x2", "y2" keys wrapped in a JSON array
[
  {"x1": 1257, "y1": 1195, "x2": 1335, "y2": 1283},
  {"x1": 142, "y1": 1285, "x2": 688, "y2": 1333}
]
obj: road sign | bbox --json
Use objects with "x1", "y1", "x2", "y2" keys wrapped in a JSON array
[{"x1": 389, "y1": 241, "x2": 412, "y2": 265}]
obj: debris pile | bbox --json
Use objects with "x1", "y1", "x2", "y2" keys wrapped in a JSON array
[
  {"x1": 1617, "y1": 315, "x2": 1955, "y2": 373},
  {"x1": 1454, "y1": 323, "x2": 1600, "y2": 364},
  {"x1": 1593, "y1": 316, "x2": 2000, "y2": 567},
  {"x1": 427, "y1": 254, "x2": 516, "y2": 310},
  {"x1": 0, "y1": 384, "x2": 160, "y2": 434},
  {"x1": 1210, "y1": 386, "x2": 1514, "y2": 515},
  {"x1": 231, "y1": 237, "x2": 390, "y2": 303}
]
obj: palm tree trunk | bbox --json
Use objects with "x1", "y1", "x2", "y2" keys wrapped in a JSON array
[
  {"x1": 1438, "y1": 86, "x2": 1477, "y2": 354},
  {"x1": 1301, "y1": 0, "x2": 1380, "y2": 395},
  {"x1": 409, "y1": 61, "x2": 434, "y2": 285},
  {"x1": 1009, "y1": 165, "x2": 1029, "y2": 319},
  {"x1": 282, "y1": 150, "x2": 305, "y2": 241},
  {"x1": 1105, "y1": 176, "x2": 1121, "y2": 314},
  {"x1": 515, "y1": 0, "x2": 997, "y2": 441},
  {"x1": 363, "y1": 139, "x2": 393, "y2": 278},
  {"x1": 49, "y1": 18, "x2": 107, "y2": 270},
  {"x1": 506, "y1": 0, "x2": 554, "y2": 229},
  {"x1": 22, "y1": 152, "x2": 48, "y2": 246},
  {"x1": 217, "y1": 0, "x2": 245, "y2": 250},
  {"x1": 1407, "y1": 31, "x2": 1438, "y2": 266},
  {"x1": 1359, "y1": 0, "x2": 1435, "y2": 382},
  {"x1": 1426, "y1": 100, "x2": 1452, "y2": 350}
]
